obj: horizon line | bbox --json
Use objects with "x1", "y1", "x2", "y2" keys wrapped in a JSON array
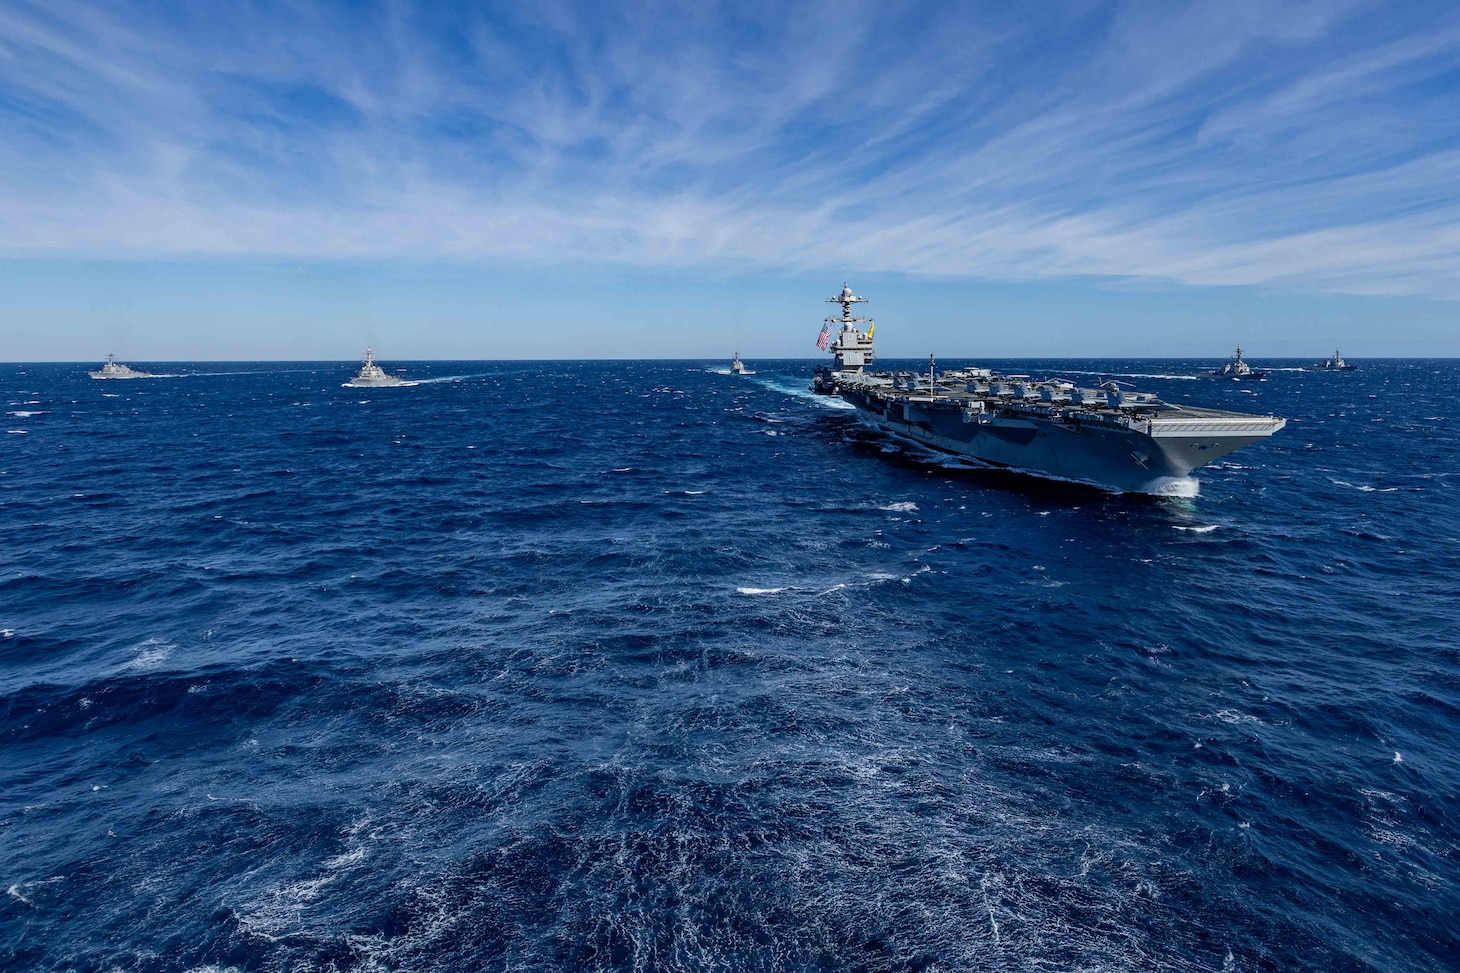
[{"x1": 5, "y1": 355, "x2": 1455, "y2": 365}]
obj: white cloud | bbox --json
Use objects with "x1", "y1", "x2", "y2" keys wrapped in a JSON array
[{"x1": 1, "y1": 0, "x2": 1459, "y2": 298}]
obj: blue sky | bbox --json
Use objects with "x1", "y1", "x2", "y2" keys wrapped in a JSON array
[{"x1": 2, "y1": 0, "x2": 1459, "y2": 359}]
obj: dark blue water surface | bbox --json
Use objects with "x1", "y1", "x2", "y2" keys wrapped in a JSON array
[{"x1": 2, "y1": 358, "x2": 1458, "y2": 972}]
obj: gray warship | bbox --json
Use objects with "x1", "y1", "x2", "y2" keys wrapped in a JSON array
[
  {"x1": 729, "y1": 352, "x2": 754, "y2": 375},
  {"x1": 810, "y1": 285, "x2": 1285, "y2": 495},
  {"x1": 1307, "y1": 349, "x2": 1356, "y2": 371},
  {"x1": 1201, "y1": 347, "x2": 1266, "y2": 380},
  {"x1": 88, "y1": 354, "x2": 155, "y2": 380},
  {"x1": 344, "y1": 348, "x2": 407, "y2": 388}
]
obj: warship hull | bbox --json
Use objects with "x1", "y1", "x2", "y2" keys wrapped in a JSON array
[
  {"x1": 343, "y1": 376, "x2": 407, "y2": 388},
  {"x1": 839, "y1": 385, "x2": 1281, "y2": 495}
]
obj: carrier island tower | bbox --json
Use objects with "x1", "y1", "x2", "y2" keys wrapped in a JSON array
[{"x1": 811, "y1": 284, "x2": 1285, "y2": 495}]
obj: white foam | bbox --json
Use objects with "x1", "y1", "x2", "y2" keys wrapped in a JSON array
[
  {"x1": 7, "y1": 411, "x2": 45, "y2": 417},
  {"x1": 7, "y1": 885, "x2": 32, "y2": 907},
  {"x1": 1329, "y1": 478, "x2": 1398, "y2": 493},
  {"x1": 128, "y1": 637, "x2": 174, "y2": 670},
  {"x1": 755, "y1": 377, "x2": 857, "y2": 409},
  {"x1": 323, "y1": 847, "x2": 367, "y2": 870},
  {"x1": 5, "y1": 430, "x2": 27, "y2": 434},
  {"x1": 1173, "y1": 525, "x2": 1219, "y2": 533},
  {"x1": 880, "y1": 501, "x2": 918, "y2": 512},
  {"x1": 1143, "y1": 476, "x2": 1200, "y2": 498},
  {"x1": 410, "y1": 374, "x2": 477, "y2": 384},
  {"x1": 735, "y1": 586, "x2": 789, "y2": 596}
]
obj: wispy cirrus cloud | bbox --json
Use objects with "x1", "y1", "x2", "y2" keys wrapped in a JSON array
[{"x1": 2, "y1": 0, "x2": 1459, "y2": 298}]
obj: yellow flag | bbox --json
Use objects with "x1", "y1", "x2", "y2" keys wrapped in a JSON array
[{"x1": 868, "y1": 322, "x2": 875, "y2": 337}]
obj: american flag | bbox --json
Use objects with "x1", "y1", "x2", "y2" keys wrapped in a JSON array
[{"x1": 816, "y1": 322, "x2": 831, "y2": 351}]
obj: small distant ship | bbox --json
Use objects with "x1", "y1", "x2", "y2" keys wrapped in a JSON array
[
  {"x1": 1202, "y1": 347, "x2": 1266, "y2": 381},
  {"x1": 1307, "y1": 349, "x2": 1356, "y2": 371},
  {"x1": 810, "y1": 285, "x2": 1285, "y2": 494},
  {"x1": 88, "y1": 354, "x2": 155, "y2": 380},
  {"x1": 729, "y1": 352, "x2": 754, "y2": 375},
  {"x1": 344, "y1": 348, "x2": 407, "y2": 388}
]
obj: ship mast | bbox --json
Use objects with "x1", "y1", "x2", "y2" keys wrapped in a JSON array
[
  {"x1": 826, "y1": 283, "x2": 872, "y2": 331},
  {"x1": 812, "y1": 283, "x2": 876, "y2": 395}
]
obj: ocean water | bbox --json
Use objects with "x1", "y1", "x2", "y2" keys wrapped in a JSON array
[{"x1": 2, "y1": 358, "x2": 1457, "y2": 972}]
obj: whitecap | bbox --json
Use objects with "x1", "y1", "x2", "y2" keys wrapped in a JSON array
[
  {"x1": 323, "y1": 847, "x2": 367, "y2": 870},
  {"x1": 1173, "y1": 525, "x2": 1219, "y2": 533},
  {"x1": 880, "y1": 501, "x2": 918, "y2": 512},
  {"x1": 735, "y1": 586, "x2": 788, "y2": 596},
  {"x1": 129, "y1": 637, "x2": 174, "y2": 670}
]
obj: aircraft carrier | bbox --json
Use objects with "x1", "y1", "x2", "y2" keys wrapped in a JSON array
[{"x1": 811, "y1": 285, "x2": 1285, "y2": 495}]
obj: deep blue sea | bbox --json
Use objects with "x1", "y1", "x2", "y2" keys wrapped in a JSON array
[{"x1": 2, "y1": 358, "x2": 1458, "y2": 972}]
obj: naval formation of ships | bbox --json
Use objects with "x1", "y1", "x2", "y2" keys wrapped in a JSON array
[
  {"x1": 810, "y1": 284, "x2": 1288, "y2": 495},
  {"x1": 82, "y1": 294, "x2": 1344, "y2": 495},
  {"x1": 83, "y1": 349, "x2": 410, "y2": 386}
]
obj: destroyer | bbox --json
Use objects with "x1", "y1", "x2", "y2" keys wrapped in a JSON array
[
  {"x1": 88, "y1": 354, "x2": 155, "y2": 380},
  {"x1": 811, "y1": 285, "x2": 1285, "y2": 495},
  {"x1": 344, "y1": 348, "x2": 408, "y2": 388},
  {"x1": 729, "y1": 352, "x2": 754, "y2": 375},
  {"x1": 1307, "y1": 349, "x2": 1356, "y2": 371},
  {"x1": 1202, "y1": 347, "x2": 1266, "y2": 380}
]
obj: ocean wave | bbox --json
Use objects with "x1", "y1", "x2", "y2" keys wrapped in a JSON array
[{"x1": 0, "y1": 358, "x2": 1454, "y2": 972}]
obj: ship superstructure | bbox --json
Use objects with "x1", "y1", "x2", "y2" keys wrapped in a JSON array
[
  {"x1": 729, "y1": 352, "x2": 754, "y2": 375},
  {"x1": 809, "y1": 286, "x2": 1285, "y2": 495},
  {"x1": 88, "y1": 354, "x2": 155, "y2": 379},
  {"x1": 344, "y1": 348, "x2": 407, "y2": 388},
  {"x1": 812, "y1": 284, "x2": 875, "y2": 395},
  {"x1": 1308, "y1": 349, "x2": 1356, "y2": 371}
]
